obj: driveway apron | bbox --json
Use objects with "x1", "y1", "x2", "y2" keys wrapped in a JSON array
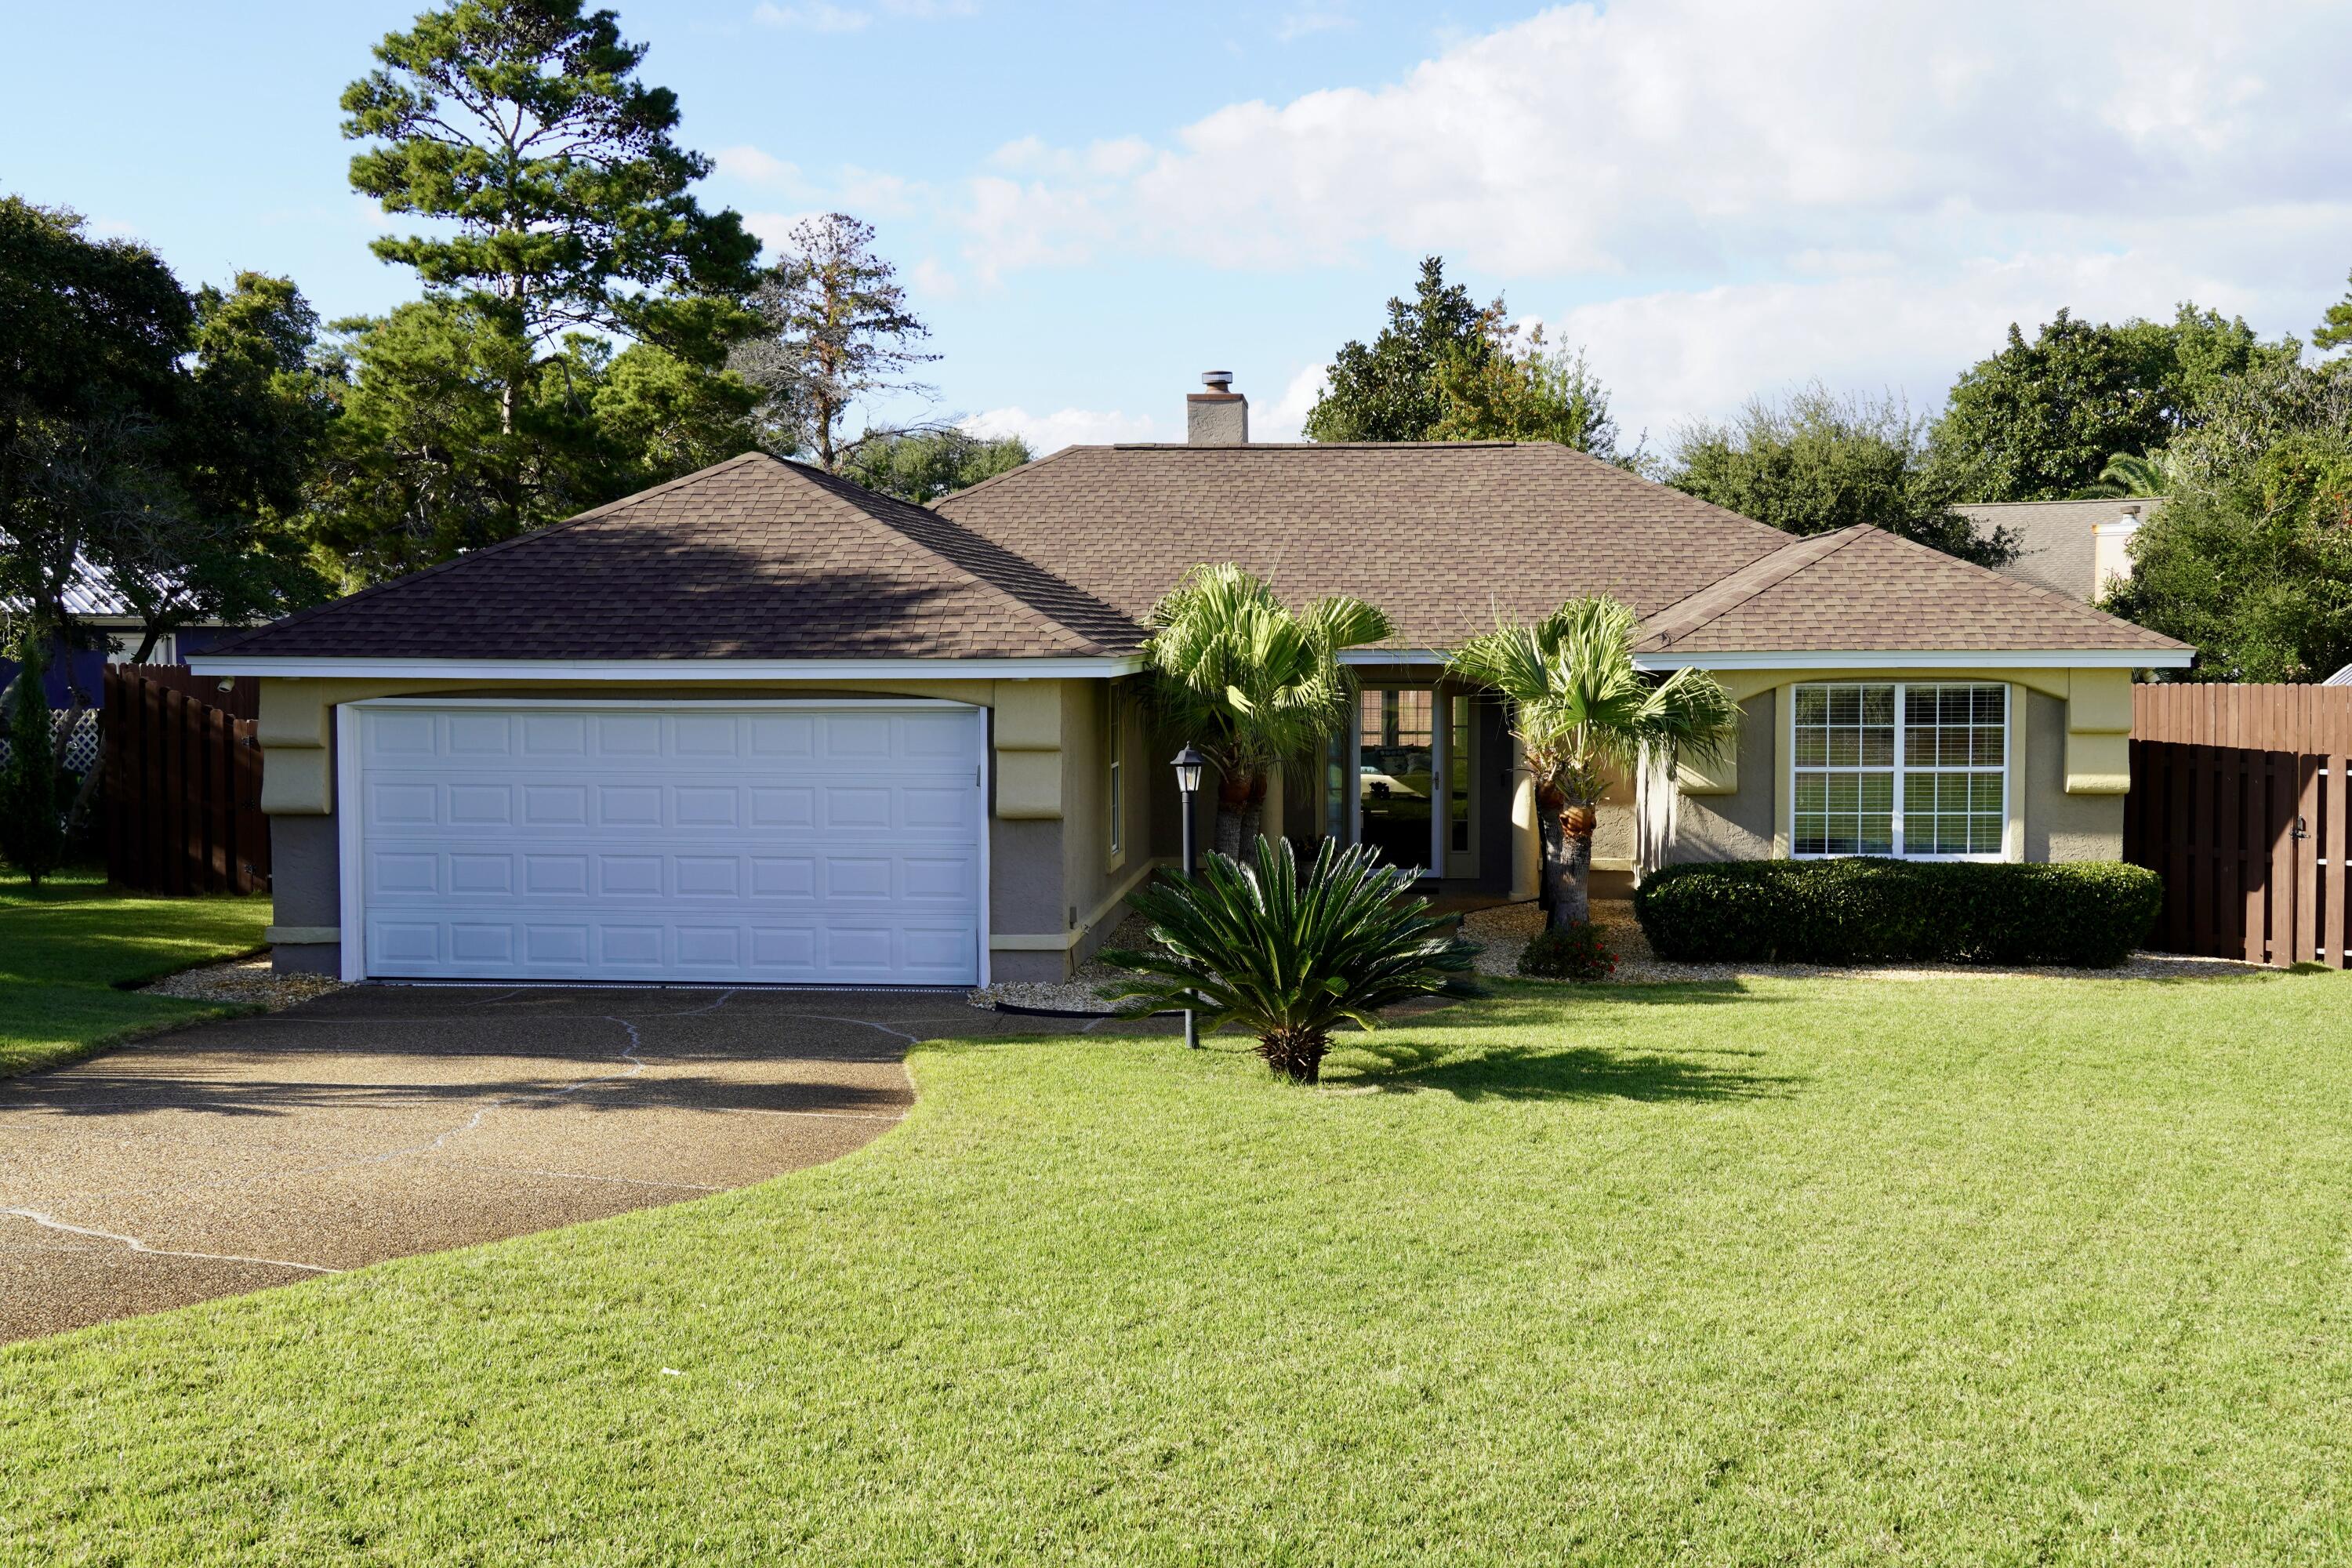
[{"x1": 0, "y1": 985, "x2": 1077, "y2": 1342}]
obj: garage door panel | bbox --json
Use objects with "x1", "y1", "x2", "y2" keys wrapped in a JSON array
[{"x1": 355, "y1": 704, "x2": 983, "y2": 985}]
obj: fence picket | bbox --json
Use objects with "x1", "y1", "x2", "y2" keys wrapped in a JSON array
[{"x1": 97, "y1": 668, "x2": 270, "y2": 895}]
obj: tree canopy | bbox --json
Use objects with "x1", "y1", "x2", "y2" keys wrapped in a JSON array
[
  {"x1": 730, "y1": 213, "x2": 937, "y2": 471},
  {"x1": 840, "y1": 427, "x2": 1030, "y2": 503},
  {"x1": 2103, "y1": 354, "x2": 2352, "y2": 682},
  {"x1": 1928, "y1": 305, "x2": 2296, "y2": 502},
  {"x1": 1306, "y1": 256, "x2": 1630, "y2": 458},
  {"x1": 343, "y1": 0, "x2": 759, "y2": 388},
  {"x1": 1665, "y1": 387, "x2": 2013, "y2": 566},
  {"x1": 1, "y1": 199, "x2": 331, "y2": 663},
  {"x1": 1305, "y1": 256, "x2": 1496, "y2": 443}
]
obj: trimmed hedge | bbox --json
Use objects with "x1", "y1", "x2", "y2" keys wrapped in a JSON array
[{"x1": 1632, "y1": 858, "x2": 2164, "y2": 969}]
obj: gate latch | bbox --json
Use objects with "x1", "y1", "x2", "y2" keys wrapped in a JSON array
[{"x1": 2293, "y1": 817, "x2": 2310, "y2": 840}]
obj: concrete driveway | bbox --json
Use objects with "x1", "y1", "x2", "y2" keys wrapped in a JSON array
[{"x1": 0, "y1": 985, "x2": 1078, "y2": 1342}]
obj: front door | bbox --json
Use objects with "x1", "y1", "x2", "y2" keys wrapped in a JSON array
[{"x1": 1356, "y1": 688, "x2": 1440, "y2": 875}]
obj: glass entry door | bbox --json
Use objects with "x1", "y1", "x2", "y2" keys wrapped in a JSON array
[{"x1": 1356, "y1": 688, "x2": 1439, "y2": 875}]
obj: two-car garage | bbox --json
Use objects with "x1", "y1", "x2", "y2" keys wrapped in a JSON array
[{"x1": 342, "y1": 700, "x2": 989, "y2": 986}]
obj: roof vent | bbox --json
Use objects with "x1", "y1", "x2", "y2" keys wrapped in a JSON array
[{"x1": 1187, "y1": 371, "x2": 1247, "y2": 445}]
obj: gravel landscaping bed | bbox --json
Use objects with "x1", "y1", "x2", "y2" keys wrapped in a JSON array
[
  {"x1": 142, "y1": 956, "x2": 347, "y2": 1009},
  {"x1": 1463, "y1": 898, "x2": 2264, "y2": 983},
  {"x1": 971, "y1": 913, "x2": 1160, "y2": 1014}
]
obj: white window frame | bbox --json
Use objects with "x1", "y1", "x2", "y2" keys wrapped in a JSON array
[
  {"x1": 1105, "y1": 685, "x2": 1125, "y2": 866},
  {"x1": 1788, "y1": 681, "x2": 2010, "y2": 862}
]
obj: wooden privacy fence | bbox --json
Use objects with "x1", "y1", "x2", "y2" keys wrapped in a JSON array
[
  {"x1": 101, "y1": 666, "x2": 269, "y2": 895},
  {"x1": 2126, "y1": 684, "x2": 2350, "y2": 968}
]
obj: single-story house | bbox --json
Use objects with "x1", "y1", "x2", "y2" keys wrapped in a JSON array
[
  {"x1": 191, "y1": 375, "x2": 2192, "y2": 987},
  {"x1": 1962, "y1": 497, "x2": 2161, "y2": 604}
]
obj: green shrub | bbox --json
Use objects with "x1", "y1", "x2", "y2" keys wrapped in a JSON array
[
  {"x1": 1098, "y1": 836, "x2": 1477, "y2": 1083},
  {"x1": 1632, "y1": 858, "x2": 2164, "y2": 969},
  {"x1": 1518, "y1": 920, "x2": 1617, "y2": 982}
]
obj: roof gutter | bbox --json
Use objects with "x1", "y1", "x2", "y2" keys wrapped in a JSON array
[
  {"x1": 184, "y1": 655, "x2": 1148, "y2": 681},
  {"x1": 1635, "y1": 648, "x2": 2193, "y2": 671}
]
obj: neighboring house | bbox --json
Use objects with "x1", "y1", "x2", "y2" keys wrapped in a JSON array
[
  {"x1": 0, "y1": 555, "x2": 245, "y2": 706},
  {"x1": 191, "y1": 375, "x2": 2192, "y2": 986},
  {"x1": 1962, "y1": 497, "x2": 2161, "y2": 604}
]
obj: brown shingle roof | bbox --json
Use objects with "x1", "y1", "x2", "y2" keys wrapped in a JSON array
[
  {"x1": 212, "y1": 454, "x2": 1144, "y2": 661},
  {"x1": 1632, "y1": 524, "x2": 2190, "y2": 655},
  {"x1": 935, "y1": 441, "x2": 1796, "y2": 648},
  {"x1": 212, "y1": 441, "x2": 2191, "y2": 665}
]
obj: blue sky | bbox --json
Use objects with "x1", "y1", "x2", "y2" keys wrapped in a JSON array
[{"x1": 9, "y1": 1, "x2": 2350, "y2": 453}]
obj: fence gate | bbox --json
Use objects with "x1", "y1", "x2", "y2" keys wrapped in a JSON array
[
  {"x1": 2125, "y1": 685, "x2": 2350, "y2": 968},
  {"x1": 100, "y1": 666, "x2": 270, "y2": 895}
]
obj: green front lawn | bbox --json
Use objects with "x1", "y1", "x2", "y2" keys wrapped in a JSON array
[
  {"x1": 0, "y1": 871, "x2": 273, "y2": 1077},
  {"x1": 6, "y1": 971, "x2": 2350, "y2": 1562}
]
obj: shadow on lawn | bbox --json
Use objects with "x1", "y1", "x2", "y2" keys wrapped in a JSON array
[{"x1": 1330, "y1": 1039, "x2": 1799, "y2": 1103}]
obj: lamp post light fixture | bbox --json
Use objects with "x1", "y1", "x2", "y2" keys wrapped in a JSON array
[{"x1": 1171, "y1": 745, "x2": 1206, "y2": 1050}]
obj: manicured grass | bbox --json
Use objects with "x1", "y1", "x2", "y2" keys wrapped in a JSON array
[
  {"x1": 0, "y1": 870, "x2": 273, "y2": 1077},
  {"x1": 5, "y1": 971, "x2": 2351, "y2": 1562}
]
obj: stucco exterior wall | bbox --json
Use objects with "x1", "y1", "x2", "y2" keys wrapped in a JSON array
[
  {"x1": 254, "y1": 674, "x2": 1123, "y2": 983},
  {"x1": 2024, "y1": 690, "x2": 2125, "y2": 860},
  {"x1": 1668, "y1": 690, "x2": 1777, "y2": 863},
  {"x1": 1653, "y1": 668, "x2": 2131, "y2": 869}
]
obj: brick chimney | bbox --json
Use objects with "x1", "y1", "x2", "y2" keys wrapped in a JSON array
[{"x1": 1186, "y1": 370, "x2": 1248, "y2": 445}]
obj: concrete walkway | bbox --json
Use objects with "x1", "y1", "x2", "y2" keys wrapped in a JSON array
[{"x1": 0, "y1": 985, "x2": 1080, "y2": 1342}]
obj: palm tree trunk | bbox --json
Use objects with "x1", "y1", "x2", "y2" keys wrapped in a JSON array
[
  {"x1": 1237, "y1": 776, "x2": 1268, "y2": 855},
  {"x1": 1214, "y1": 773, "x2": 1250, "y2": 858},
  {"x1": 1554, "y1": 802, "x2": 1596, "y2": 928}
]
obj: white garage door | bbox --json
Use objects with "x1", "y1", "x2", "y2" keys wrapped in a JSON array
[{"x1": 348, "y1": 701, "x2": 986, "y2": 985}]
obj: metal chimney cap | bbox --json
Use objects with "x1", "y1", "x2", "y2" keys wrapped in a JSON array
[{"x1": 1200, "y1": 370, "x2": 1234, "y2": 391}]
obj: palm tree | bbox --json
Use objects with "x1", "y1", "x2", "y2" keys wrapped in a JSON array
[
  {"x1": 2093, "y1": 452, "x2": 2169, "y2": 498},
  {"x1": 1450, "y1": 596, "x2": 1738, "y2": 928},
  {"x1": 1142, "y1": 564, "x2": 1392, "y2": 857}
]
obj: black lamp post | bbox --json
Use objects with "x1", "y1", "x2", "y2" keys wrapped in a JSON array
[{"x1": 1171, "y1": 746, "x2": 1205, "y2": 1049}]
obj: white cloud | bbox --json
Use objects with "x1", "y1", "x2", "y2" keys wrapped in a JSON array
[
  {"x1": 919, "y1": 0, "x2": 2352, "y2": 430},
  {"x1": 961, "y1": 406, "x2": 1161, "y2": 455},
  {"x1": 742, "y1": 209, "x2": 831, "y2": 256},
  {"x1": 1277, "y1": 5, "x2": 1353, "y2": 42},
  {"x1": 945, "y1": 0, "x2": 2347, "y2": 280},
  {"x1": 713, "y1": 145, "x2": 808, "y2": 189},
  {"x1": 753, "y1": 0, "x2": 972, "y2": 29},
  {"x1": 752, "y1": 1, "x2": 870, "y2": 31},
  {"x1": 1255, "y1": 362, "x2": 1330, "y2": 442}
]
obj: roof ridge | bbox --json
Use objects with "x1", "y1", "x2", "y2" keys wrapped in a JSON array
[
  {"x1": 782, "y1": 460, "x2": 1142, "y2": 655},
  {"x1": 1834, "y1": 520, "x2": 2192, "y2": 648},
  {"x1": 1634, "y1": 527, "x2": 1864, "y2": 651}
]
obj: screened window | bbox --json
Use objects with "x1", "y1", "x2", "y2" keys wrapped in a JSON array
[{"x1": 1791, "y1": 683, "x2": 2008, "y2": 859}]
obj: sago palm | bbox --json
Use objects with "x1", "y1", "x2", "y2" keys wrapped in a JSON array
[
  {"x1": 1142, "y1": 564, "x2": 1392, "y2": 856},
  {"x1": 1450, "y1": 596, "x2": 1738, "y2": 927},
  {"x1": 1098, "y1": 836, "x2": 1474, "y2": 1083}
]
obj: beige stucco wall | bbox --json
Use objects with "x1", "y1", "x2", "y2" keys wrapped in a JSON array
[
  {"x1": 254, "y1": 673, "x2": 1149, "y2": 983},
  {"x1": 1642, "y1": 666, "x2": 2132, "y2": 869}
]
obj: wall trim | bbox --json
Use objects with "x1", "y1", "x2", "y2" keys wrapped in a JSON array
[
  {"x1": 989, "y1": 855, "x2": 1170, "y2": 953},
  {"x1": 191, "y1": 655, "x2": 1142, "y2": 681},
  {"x1": 265, "y1": 925, "x2": 340, "y2": 945},
  {"x1": 1638, "y1": 648, "x2": 2190, "y2": 671}
]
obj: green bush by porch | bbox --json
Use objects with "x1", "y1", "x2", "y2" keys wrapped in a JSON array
[{"x1": 1634, "y1": 858, "x2": 2165, "y2": 967}]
